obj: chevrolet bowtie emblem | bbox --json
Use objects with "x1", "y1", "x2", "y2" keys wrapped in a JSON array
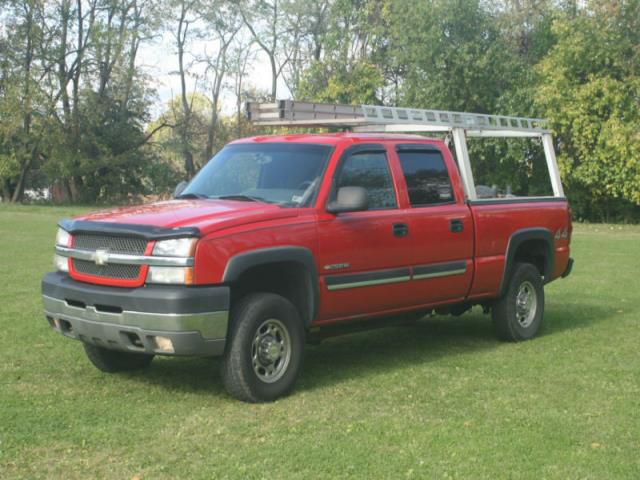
[{"x1": 93, "y1": 249, "x2": 110, "y2": 266}]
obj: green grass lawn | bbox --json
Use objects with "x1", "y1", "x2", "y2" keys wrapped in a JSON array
[{"x1": 1, "y1": 205, "x2": 639, "y2": 479}]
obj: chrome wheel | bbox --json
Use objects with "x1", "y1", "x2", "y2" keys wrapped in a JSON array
[
  {"x1": 251, "y1": 318, "x2": 291, "y2": 383},
  {"x1": 515, "y1": 280, "x2": 537, "y2": 328}
]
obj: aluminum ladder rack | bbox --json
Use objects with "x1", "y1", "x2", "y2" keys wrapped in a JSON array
[{"x1": 246, "y1": 100, "x2": 564, "y2": 201}]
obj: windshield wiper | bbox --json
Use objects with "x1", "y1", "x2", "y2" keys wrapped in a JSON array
[
  {"x1": 215, "y1": 194, "x2": 271, "y2": 204},
  {"x1": 176, "y1": 192, "x2": 209, "y2": 199}
]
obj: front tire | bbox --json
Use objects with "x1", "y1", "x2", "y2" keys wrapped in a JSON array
[
  {"x1": 492, "y1": 262, "x2": 545, "y2": 341},
  {"x1": 83, "y1": 343, "x2": 154, "y2": 372},
  {"x1": 222, "y1": 293, "x2": 305, "y2": 403}
]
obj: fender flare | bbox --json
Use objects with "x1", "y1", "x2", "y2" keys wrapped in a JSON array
[
  {"x1": 222, "y1": 246, "x2": 320, "y2": 326},
  {"x1": 499, "y1": 228, "x2": 555, "y2": 296}
]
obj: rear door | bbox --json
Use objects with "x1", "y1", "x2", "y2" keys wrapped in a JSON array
[{"x1": 392, "y1": 143, "x2": 474, "y2": 305}]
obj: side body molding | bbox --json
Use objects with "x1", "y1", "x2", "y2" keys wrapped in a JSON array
[
  {"x1": 222, "y1": 246, "x2": 320, "y2": 326},
  {"x1": 500, "y1": 228, "x2": 555, "y2": 296}
]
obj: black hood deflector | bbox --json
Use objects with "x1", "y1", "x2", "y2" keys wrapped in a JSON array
[{"x1": 59, "y1": 219, "x2": 201, "y2": 240}]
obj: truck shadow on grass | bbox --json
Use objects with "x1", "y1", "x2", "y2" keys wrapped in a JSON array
[
  {"x1": 129, "y1": 301, "x2": 613, "y2": 396},
  {"x1": 299, "y1": 314, "x2": 498, "y2": 393},
  {"x1": 300, "y1": 301, "x2": 613, "y2": 393},
  {"x1": 542, "y1": 300, "x2": 613, "y2": 336}
]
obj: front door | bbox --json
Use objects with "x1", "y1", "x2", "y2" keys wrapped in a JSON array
[{"x1": 316, "y1": 144, "x2": 415, "y2": 321}]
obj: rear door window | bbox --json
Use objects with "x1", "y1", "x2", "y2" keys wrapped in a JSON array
[{"x1": 397, "y1": 148, "x2": 454, "y2": 206}]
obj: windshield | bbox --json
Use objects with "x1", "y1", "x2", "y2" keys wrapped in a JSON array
[{"x1": 181, "y1": 143, "x2": 332, "y2": 207}]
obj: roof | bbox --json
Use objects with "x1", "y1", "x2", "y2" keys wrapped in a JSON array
[{"x1": 229, "y1": 132, "x2": 441, "y2": 146}]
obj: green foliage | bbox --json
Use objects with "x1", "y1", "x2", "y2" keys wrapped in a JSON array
[
  {"x1": 536, "y1": 1, "x2": 640, "y2": 219},
  {"x1": 151, "y1": 93, "x2": 243, "y2": 176},
  {"x1": 0, "y1": 0, "x2": 172, "y2": 203},
  {"x1": 298, "y1": 60, "x2": 383, "y2": 104},
  {"x1": 388, "y1": 0, "x2": 519, "y2": 113},
  {"x1": 386, "y1": 0, "x2": 556, "y2": 197},
  {"x1": 0, "y1": 85, "x2": 23, "y2": 180},
  {"x1": 296, "y1": 0, "x2": 388, "y2": 104},
  {"x1": 0, "y1": 0, "x2": 639, "y2": 220},
  {"x1": 39, "y1": 80, "x2": 168, "y2": 203}
]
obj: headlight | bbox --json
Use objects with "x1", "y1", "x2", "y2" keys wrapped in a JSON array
[
  {"x1": 54, "y1": 254, "x2": 69, "y2": 272},
  {"x1": 152, "y1": 238, "x2": 197, "y2": 257},
  {"x1": 147, "y1": 266, "x2": 193, "y2": 285},
  {"x1": 56, "y1": 228, "x2": 71, "y2": 247}
]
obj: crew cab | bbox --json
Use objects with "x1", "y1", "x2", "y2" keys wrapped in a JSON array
[{"x1": 42, "y1": 103, "x2": 573, "y2": 403}]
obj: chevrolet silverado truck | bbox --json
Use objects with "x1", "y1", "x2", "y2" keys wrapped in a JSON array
[{"x1": 42, "y1": 102, "x2": 573, "y2": 402}]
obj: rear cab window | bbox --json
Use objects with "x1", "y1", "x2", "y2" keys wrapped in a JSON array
[
  {"x1": 396, "y1": 146, "x2": 455, "y2": 207},
  {"x1": 466, "y1": 138, "x2": 554, "y2": 200}
]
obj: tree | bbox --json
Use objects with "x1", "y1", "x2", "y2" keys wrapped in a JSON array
[
  {"x1": 0, "y1": 0, "x2": 70, "y2": 202},
  {"x1": 228, "y1": 37, "x2": 258, "y2": 138},
  {"x1": 386, "y1": 0, "x2": 520, "y2": 113},
  {"x1": 199, "y1": 2, "x2": 242, "y2": 159},
  {"x1": 488, "y1": 0, "x2": 557, "y2": 63},
  {"x1": 152, "y1": 94, "x2": 211, "y2": 175},
  {"x1": 297, "y1": 0, "x2": 387, "y2": 104},
  {"x1": 536, "y1": 1, "x2": 640, "y2": 220},
  {"x1": 277, "y1": 0, "x2": 332, "y2": 96},
  {"x1": 170, "y1": 0, "x2": 201, "y2": 177},
  {"x1": 0, "y1": 0, "x2": 168, "y2": 203},
  {"x1": 239, "y1": 0, "x2": 297, "y2": 100},
  {"x1": 41, "y1": 0, "x2": 165, "y2": 202}
]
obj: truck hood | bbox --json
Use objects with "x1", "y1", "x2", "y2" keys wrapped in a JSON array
[{"x1": 76, "y1": 199, "x2": 299, "y2": 235}]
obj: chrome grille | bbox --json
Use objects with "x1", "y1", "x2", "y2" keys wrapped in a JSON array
[
  {"x1": 72, "y1": 259, "x2": 141, "y2": 279},
  {"x1": 71, "y1": 234, "x2": 147, "y2": 281},
  {"x1": 73, "y1": 234, "x2": 147, "y2": 255}
]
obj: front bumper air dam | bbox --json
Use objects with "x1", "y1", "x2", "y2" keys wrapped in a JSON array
[{"x1": 41, "y1": 272, "x2": 230, "y2": 356}]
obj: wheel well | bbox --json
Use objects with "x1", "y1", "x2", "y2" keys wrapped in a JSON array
[
  {"x1": 230, "y1": 261, "x2": 314, "y2": 326},
  {"x1": 513, "y1": 239, "x2": 549, "y2": 277}
]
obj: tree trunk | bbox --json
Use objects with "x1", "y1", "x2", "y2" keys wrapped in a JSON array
[
  {"x1": 71, "y1": 176, "x2": 85, "y2": 202},
  {"x1": 122, "y1": 33, "x2": 140, "y2": 111},
  {"x1": 205, "y1": 93, "x2": 219, "y2": 160},
  {"x1": 13, "y1": 1, "x2": 35, "y2": 203},
  {"x1": 269, "y1": 53, "x2": 277, "y2": 100},
  {"x1": 177, "y1": 0, "x2": 195, "y2": 177},
  {"x1": 313, "y1": 41, "x2": 322, "y2": 61},
  {"x1": 11, "y1": 152, "x2": 35, "y2": 203},
  {"x1": 64, "y1": 179, "x2": 74, "y2": 202},
  {"x1": 98, "y1": 8, "x2": 115, "y2": 98},
  {"x1": 2, "y1": 179, "x2": 13, "y2": 202},
  {"x1": 237, "y1": 94, "x2": 243, "y2": 138},
  {"x1": 58, "y1": 0, "x2": 71, "y2": 122},
  {"x1": 72, "y1": 0, "x2": 83, "y2": 138},
  {"x1": 183, "y1": 149, "x2": 195, "y2": 178}
]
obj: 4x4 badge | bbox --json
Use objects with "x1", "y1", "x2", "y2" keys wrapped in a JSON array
[{"x1": 93, "y1": 249, "x2": 110, "y2": 266}]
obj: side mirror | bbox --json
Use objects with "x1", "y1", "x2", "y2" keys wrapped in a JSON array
[
  {"x1": 326, "y1": 186, "x2": 369, "y2": 214},
  {"x1": 174, "y1": 181, "x2": 188, "y2": 198}
]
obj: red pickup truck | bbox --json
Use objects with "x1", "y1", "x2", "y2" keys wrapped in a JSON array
[{"x1": 42, "y1": 128, "x2": 573, "y2": 402}]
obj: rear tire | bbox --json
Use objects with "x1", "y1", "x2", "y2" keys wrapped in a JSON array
[
  {"x1": 83, "y1": 343, "x2": 154, "y2": 373},
  {"x1": 492, "y1": 262, "x2": 545, "y2": 341},
  {"x1": 222, "y1": 293, "x2": 305, "y2": 403}
]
